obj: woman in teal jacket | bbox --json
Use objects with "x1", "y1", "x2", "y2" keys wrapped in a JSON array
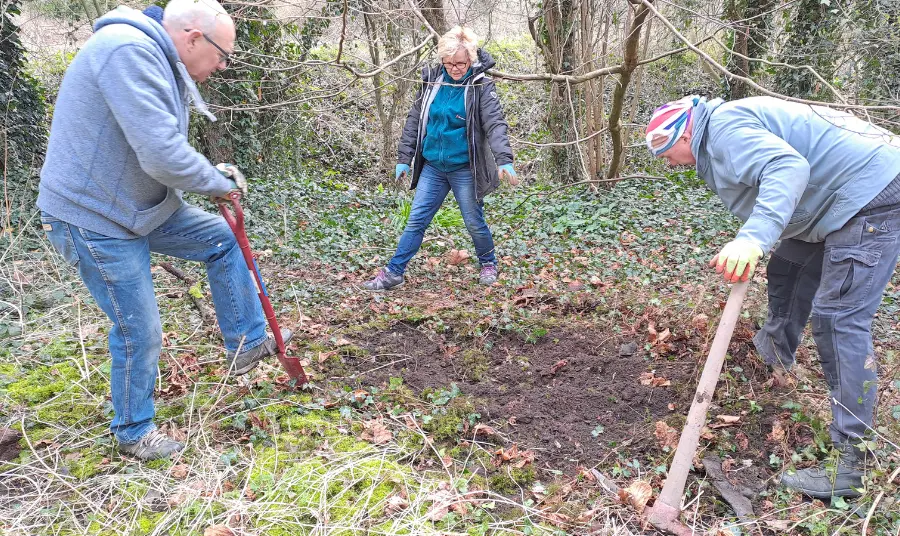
[
  {"x1": 647, "y1": 95, "x2": 900, "y2": 499},
  {"x1": 364, "y1": 26, "x2": 516, "y2": 290}
]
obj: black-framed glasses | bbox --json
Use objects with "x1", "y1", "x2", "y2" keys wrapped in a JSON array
[
  {"x1": 442, "y1": 60, "x2": 469, "y2": 70},
  {"x1": 184, "y1": 28, "x2": 231, "y2": 65}
]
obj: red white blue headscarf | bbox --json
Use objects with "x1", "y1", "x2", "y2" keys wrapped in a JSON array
[{"x1": 645, "y1": 95, "x2": 700, "y2": 156}]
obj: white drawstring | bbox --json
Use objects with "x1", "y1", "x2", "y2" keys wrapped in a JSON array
[{"x1": 175, "y1": 61, "x2": 217, "y2": 122}]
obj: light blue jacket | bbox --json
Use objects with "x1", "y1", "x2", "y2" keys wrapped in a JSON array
[
  {"x1": 691, "y1": 96, "x2": 900, "y2": 252},
  {"x1": 38, "y1": 7, "x2": 232, "y2": 239}
]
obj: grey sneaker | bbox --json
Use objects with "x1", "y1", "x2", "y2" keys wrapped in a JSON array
[
  {"x1": 780, "y1": 444, "x2": 865, "y2": 498},
  {"x1": 479, "y1": 265, "x2": 498, "y2": 286},
  {"x1": 363, "y1": 268, "x2": 404, "y2": 290},
  {"x1": 227, "y1": 328, "x2": 294, "y2": 375},
  {"x1": 119, "y1": 429, "x2": 184, "y2": 461}
]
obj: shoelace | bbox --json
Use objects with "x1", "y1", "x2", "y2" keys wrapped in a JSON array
[{"x1": 132, "y1": 430, "x2": 173, "y2": 454}]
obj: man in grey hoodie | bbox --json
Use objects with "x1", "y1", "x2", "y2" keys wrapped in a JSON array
[
  {"x1": 647, "y1": 95, "x2": 900, "y2": 499},
  {"x1": 38, "y1": 0, "x2": 290, "y2": 461}
]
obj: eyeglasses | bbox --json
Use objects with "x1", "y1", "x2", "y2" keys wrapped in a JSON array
[
  {"x1": 184, "y1": 28, "x2": 232, "y2": 66},
  {"x1": 442, "y1": 60, "x2": 470, "y2": 70}
]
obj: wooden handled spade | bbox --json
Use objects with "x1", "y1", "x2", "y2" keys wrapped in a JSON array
[
  {"x1": 644, "y1": 281, "x2": 750, "y2": 535},
  {"x1": 217, "y1": 191, "x2": 309, "y2": 386}
]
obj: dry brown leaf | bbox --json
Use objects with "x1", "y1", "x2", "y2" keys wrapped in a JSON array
[
  {"x1": 318, "y1": 350, "x2": 338, "y2": 364},
  {"x1": 545, "y1": 512, "x2": 572, "y2": 527},
  {"x1": 657, "y1": 328, "x2": 671, "y2": 343},
  {"x1": 721, "y1": 458, "x2": 736, "y2": 473},
  {"x1": 492, "y1": 444, "x2": 534, "y2": 468},
  {"x1": 735, "y1": 431, "x2": 750, "y2": 451},
  {"x1": 360, "y1": 420, "x2": 392, "y2": 445},
  {"x1": 170, "y1": 464, "x2": 188, "y2": 480},
  {"x1": 639, "y1": 371, "x2": 671, "y2": 387},
  {"x1": 618, "y1": 480, "x2": 653, "y2": 514},
  {"x1": 384, "y1": 494, "x2": 409, "y2": 516},
  {"x1": 700, "y1": 426, "x2": 717, "y2": 441},
  {"x1": 576, "y1": 507, "x2": 602, "y2": 523},
  {"x1": 764, "y1": 520, "x2": 791, "y2": 531},
  {"x1": 401, "y1": 414, "x2": 418, "y2": 429},
  {"x1": 426, "y1": 485, "x2": 454, "y2": 521},
  {"x1": 473, "y1": 423, "x2": 497, "y2": 437},
  {"x1": 691, "y1": 313, "x2": 709, "y2": 330},
  {"x1": 715, "y1": 415, "x2": 741, "y2": 424},
  {"x1": 543, "y1": 359, "x2": 568, "y2": 376},
  {"x1": 647, "y1": 323, "x2": 658, "y2": 342},
  {"x1": 446, "y1": 249, "x2": 471, "y2": 266},
  {"x1": 202, "y1": 526, "x2": 234, "y2": 536},
  {"x1": 654, "y1": 421, "x2": 680, "y2": 451},
  {"x1": 449, "y1": 500, "x2": 469, "y2": 516},
  {"x1": 768, "y1": 419, "x2": 786, "y2": 442}
]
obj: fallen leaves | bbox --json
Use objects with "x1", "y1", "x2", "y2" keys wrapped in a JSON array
[
  {"x1": 360, "y1": 419, "x2": 392, "y2": 445},
  {"x1": 492, "y1": 444, "x2": 534, "y2": 468},
  {"x1": 202, "y1": 526, "x2": 234, "y2": 536},
  {"x1": 767, "y1": 419, "x2": 786, "y2": 442},
  {"x1": 446, "y1": 249, "x2": 471, "y2": 266},
  {"x1": 472, "y1": 423, "x2": 498, "y2": 437},
  {"x1": 424, "y1": 481, "x2": 477, "y2": 521},
  {"x1": 654, "y1": 421, "x2": 680, "y2": 451},
  {"x1": 639, "y1": 371, "x2": 671, "y2": 387},
  {"x1": 691, "y1": 313, "x2": 709, "y2": 331},
  {"x1": 384, "y1": 494, "x2": 409, "y2": 516},
  {"x1": 710, "y1": 415, "x2": 741, "y2": 429},
  {"x1": 618, "y1": 480, "x2": 653, "y2": 514},
  {"x1": 170, "y1": 464, "x2": 189, "y2": 480},
  {"x1": 542, "y1": 359, "x2": 568, "y2": 376}
]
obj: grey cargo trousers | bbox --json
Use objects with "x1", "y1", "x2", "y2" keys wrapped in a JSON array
[{"x1": 753, "y1": 201, "x2": 900, "y2": 445}]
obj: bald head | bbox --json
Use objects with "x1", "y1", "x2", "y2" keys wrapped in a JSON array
[{"x1": 163, "y1": 0, "x2": 235, "y2": 82}]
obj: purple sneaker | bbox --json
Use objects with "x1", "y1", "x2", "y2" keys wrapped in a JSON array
[
  {"x1": 363, "y1": 268, "x2": 404, "y2": 290},
  {"x1": 479, "y1": 265, "x2": 498, "y2": 286}
]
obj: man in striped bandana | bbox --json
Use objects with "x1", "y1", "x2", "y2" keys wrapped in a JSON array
[{"x1": 646, "y1": 95, "x2": 900, "y2": 500}]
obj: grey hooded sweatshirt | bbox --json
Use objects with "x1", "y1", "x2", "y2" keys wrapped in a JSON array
[
  {"x1": 37, "y1": 7, "x2": 233, "y2": 239},
  {"x1": 691, "y1": 96, "x2": 900, "y2": 253}
]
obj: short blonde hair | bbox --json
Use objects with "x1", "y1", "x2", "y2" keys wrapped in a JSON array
[{"x1": 438, "y1": 26, "x2": 479, "y2": 63}]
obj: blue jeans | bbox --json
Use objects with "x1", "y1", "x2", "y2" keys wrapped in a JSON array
[
  {"x1": 41, "y1": 204, "x2": 267, "y2": 444},
  {"x1": 753, "y1": 203, "x2": 900, "y2": 445},
  {"x1": 387, "y1": 164, "x2": 496, "y2": 275}
]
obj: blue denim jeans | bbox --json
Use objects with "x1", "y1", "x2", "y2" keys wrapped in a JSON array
[
  {"x1": 387, "y1": 164, "x2": 496, "y2": 275},
  {"x1": 753, "y1": 202, "x2": 900, "y2": 444},
  {"x1": 41, "y1": 204, "x2": 267, "y2": 444}
]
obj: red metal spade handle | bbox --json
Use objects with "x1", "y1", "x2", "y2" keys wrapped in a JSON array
[{"x1": 217, "y1": 191, "x2": 308, "y2": 385}]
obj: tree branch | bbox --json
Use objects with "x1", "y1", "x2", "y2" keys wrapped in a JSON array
[{"x1": 641, "y1": 0, "x2": 900, "y2": 112}]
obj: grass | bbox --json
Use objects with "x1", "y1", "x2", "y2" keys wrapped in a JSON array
[{"x1": 2, "y1": 171, "x2": 899, "y2": 535}]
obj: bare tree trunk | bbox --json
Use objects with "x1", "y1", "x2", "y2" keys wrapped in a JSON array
[
  {"x1": 419, "y1": 0, "x2": 447, "y2": 38},
  {"x1": 364, "y1": 0, "x2": 419, "y2": 177},
  {"x1": 625, "y1": 15, "x2": 652, "y2": 141},
  {"x1": 531, "y1": 0, "x2": 580, "y2": 181},
  {"x1": 364, "y1": 12, "x2": 391, "y2": 175},
  {"x1": 580, "y1": 0, "x2": 597, "y2": 180},
  {"x1": 606, "y1": 1, "x2": 651, "y2": 180},
  {"x1": 596, "y1": 11, "x2": 610, "y2": 177}
]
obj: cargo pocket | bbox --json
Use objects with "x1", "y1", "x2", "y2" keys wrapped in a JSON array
[
  {"x1": 824, "y1": 248, "x2": 881, "y2": 307},
  {"x1": 40, "y1": 214, "x2": 80, "y2": 267}
]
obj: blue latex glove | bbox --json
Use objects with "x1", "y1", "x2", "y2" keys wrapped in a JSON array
[
  {"x1": 396, "y1": 164, "x2": 410, "y2": 181},
  {"x1": 499, "y1": 163, "x2": 519, "y2": 185}
]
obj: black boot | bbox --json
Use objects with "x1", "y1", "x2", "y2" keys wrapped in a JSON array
[{"x1": 780, "y1": 443, "x2": 865, "y2": 498}]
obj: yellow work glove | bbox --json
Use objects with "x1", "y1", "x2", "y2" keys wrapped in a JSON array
[{"x1": 709, "y1": 239, "x2": 764, "y2": 282}]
